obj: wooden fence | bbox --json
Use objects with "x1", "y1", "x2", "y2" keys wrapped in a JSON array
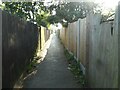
[
  {"x1": 59, "y1": 5, "x2": 119, "y2": 88},
  {"x1": 2, "y1": 11, "x2": 51, "y2": 88}
]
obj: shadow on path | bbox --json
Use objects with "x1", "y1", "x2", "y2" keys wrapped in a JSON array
[{"x1": 23, "y1": 33, "x2": 81, "y2": 88}]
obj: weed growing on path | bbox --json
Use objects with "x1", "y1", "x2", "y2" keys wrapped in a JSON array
[
  {"x1": 64, "y1": 49, "x2": 86, "y2": 87},
  {"x1": 14, "y1": 55, "x2": 41, "y2": 88}
]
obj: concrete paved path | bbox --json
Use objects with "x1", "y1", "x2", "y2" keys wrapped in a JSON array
[{"x1": 23, "y1": 33, "x2": 81, "y2": 88}]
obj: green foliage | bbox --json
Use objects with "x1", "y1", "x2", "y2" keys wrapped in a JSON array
[
  {"x1": 100, "y1": 12, "x2": 115, "y2": 23},
  {"x1": 47, "y1": 15, "x2": 62, "y2": 24},
  {"x1": 40, "y1": 20, "x2": 47, "y2": 27},
  {"x1": 2, "y1": 2, "x2": 50, "y2": 27},
  {"x1": 64, "y1": 49, "x2": 86, "y2": 87},
  {"x1": 26, "y1": 60, "x2": 36, "y2": 73},
  {"x1": 62, "y1": 22, "x2": 68, "y2": 28},
  {"x1": 2, "y1": 1, "x2": 99, "y2": 28},
  {"x1": 47, "y1": 2, "x2": 98, "y2": 27},
  {"x1": 3, "y1": 2, "x2": 36, "y2": 20}
]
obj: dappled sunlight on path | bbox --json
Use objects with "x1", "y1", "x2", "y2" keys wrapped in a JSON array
[{"x1": 37, "y1": 33, "x2": 54, "y2": 63}]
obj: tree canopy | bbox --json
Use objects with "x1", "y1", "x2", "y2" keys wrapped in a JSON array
[
  {"x1": 47, "y1": 2, "x2": 99, "y2": 27},
  {"x1": 2, "y1": 2, "x2": 50, "y2": 27},
  {"x1": 1, "y1": 1, "x2": 102, "y2": 28}
]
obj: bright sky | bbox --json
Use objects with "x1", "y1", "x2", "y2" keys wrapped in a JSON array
[
  {"x1": 49, "y1": 23, "x2": 62, "y2": 30},
  {"x1": 62, "y1": 0, "x2": 120, "y2": 14},
  {"x1": 90, "y1": 0, "x2": 120, "y2": 14},
  {"x1": 43, "y1": 0, "x2": 120, "y2": 10},
  {"x1": 93, "y1": 0, "x2": 119, "y2": 9}
]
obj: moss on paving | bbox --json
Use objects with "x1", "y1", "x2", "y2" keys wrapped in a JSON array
[
  {"x1": 64, "y1": 49, "x2": 86, "y2": 87},
  {"x1": 26, "y1": 55, "x2": 41, "y2": 74}
]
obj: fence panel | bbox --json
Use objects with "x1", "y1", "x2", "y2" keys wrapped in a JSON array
[
  {"x1": 79, "y1": 18, "x2": 87, "y2": 67},
  {"x1": 2, "y1": 11, "x2": 38, "y2": 88},
  {"x1": 59, "y1": 8, "x2": 118, "y2": 87}
]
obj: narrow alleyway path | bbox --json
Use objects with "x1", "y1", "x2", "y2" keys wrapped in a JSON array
[{"x1": 23, "y1": 33, "x2": 81, "y2": 88}]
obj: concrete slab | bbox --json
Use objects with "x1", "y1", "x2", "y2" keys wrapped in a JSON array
[{"x1": 23, "y1": 33, "x2": 81, "y2": 88}]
